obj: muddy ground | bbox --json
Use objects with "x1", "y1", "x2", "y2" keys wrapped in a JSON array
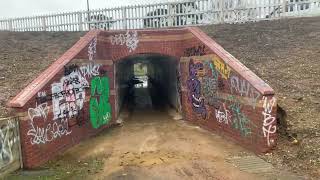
[
  {"x1": 201, "y1": 16, "x2": 320, "y2": 178},
  {"x1": 1, "y1": 16, "x2": 320, "y2": 178},
  {"x1": 7, "y1": 88, "x2": 303, "y2": 180}
]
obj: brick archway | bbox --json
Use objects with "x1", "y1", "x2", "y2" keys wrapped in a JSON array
[{"x1": 8, "y1": 28, "x2": 277, "y2": 168}]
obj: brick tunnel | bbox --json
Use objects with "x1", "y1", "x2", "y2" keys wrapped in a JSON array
[
  {"x1": 116, "y1": 54, "x2": 180, "y2": 114},
  {"x1": 7, "y1": 28, "x2": 277, "y2": 168}
]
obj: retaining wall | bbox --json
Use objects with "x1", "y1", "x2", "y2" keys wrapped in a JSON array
[{"x1": 7, "y1": 28, "x2": 277, "y2": 168}]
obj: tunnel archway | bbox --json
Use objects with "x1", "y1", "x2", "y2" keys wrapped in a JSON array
[
  {"x1": 8, "y1": 28, "x2": 277, "y2": 168},
  {"x1": 115, "y1": 53, "x2": 181, "y2": 118}
]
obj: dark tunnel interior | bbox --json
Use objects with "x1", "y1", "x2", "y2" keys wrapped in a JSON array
[{"x1": 115, "y1": 54, "x2": 180, "y2": 116}]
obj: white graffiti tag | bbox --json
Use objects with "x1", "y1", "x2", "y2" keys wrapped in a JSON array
[
  {"x1": 230, "y1": 75, "x2": 261, "y2": 109},
  {"x1": 111, "y1": 31, "x2": 139, "y2": 52},
  {"x1": 88, "y1": 37, "x2": 97, "y2": 61},
  {"x1": 80, "y1": 63, "x2": 101, "y2": 78},
  {"x1": 27, "y1": 118, "x2": 72, "y2": 145},
  {"x1": 262, "y1": 96, "x2": 277, "y2": 147},
  {"x1": 28, "y1": 103, "x2": 49, "y2": 123},
  {"x1": 51, "y1": 71, "x2": 87, "y2": 120},
  {"x1": 215, "y1": 104, "x2": 232, "y2": 124}
]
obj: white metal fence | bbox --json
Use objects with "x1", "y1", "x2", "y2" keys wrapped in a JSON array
[{"x1": 0, "y1": 0, "x2": 319, "y2": 31}]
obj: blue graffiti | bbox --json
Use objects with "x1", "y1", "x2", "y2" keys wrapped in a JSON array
[{"x1": 187, "y1": 59, "x2": 207, "y2": 119}]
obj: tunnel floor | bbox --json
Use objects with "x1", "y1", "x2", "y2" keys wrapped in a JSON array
[
  {"x1": 10, "y1": 87, "x2": 302, "y2": 179},
  {"x1": 123, "y1": 76, "x2": 173, "y2": 115}
]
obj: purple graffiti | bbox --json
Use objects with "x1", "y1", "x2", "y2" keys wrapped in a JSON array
[{"x1": 187, "y1": 59, "x2": 207, "y2": 119}]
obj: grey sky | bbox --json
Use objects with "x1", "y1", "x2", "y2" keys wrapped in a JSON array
[{"x1": 0, "y1": 0, "x2": 174, "y2": 18}]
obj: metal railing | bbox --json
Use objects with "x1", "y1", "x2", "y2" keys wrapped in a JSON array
[{"x1": 0, "y1": 0, "x2": 319, "y2": 31}]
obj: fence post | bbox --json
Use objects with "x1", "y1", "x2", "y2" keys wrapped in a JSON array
[
  {"x1": 282, "y1": 0, "x2": 287, "y2": 16},
  {"x1": 78, "y1": 12, "x2": 83, "y2": 31},
  {"x1": 8, "y1": 20, "x2": 13, "y2": 31},
  {"x1": 41, "y1": 17, "x2": 47, "y2": 31},
  {"x1": 220, "y1": 0, "x2": 225, "y2": 23},
  {"x1": 168, "y1": 3, "x2": 174, "y2": 27},
  {"x1": 122, "y1": 7, "x2": 127, "y2": 30}
]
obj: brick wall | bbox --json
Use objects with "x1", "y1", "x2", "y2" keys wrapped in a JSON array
[{"x1": 7, "y1": 28, "x2": 277, "y2": 168}]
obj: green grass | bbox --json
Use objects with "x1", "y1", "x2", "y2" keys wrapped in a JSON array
[{"x1": 5, "y1": 155, "x2": 105, "y2": 180}]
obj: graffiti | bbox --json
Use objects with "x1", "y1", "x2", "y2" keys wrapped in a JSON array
[
  {"x1": 111, "y1": 31, "x2": 139, "y2": 52},
  {"x1": 227, "y1": 96, "x2": 252, "y2": 137},
  {"x1": 202, "y1": 76, "x2": 219, "y2": 107},
  {"x1": 88, "y1": 37, "x2": 97, "y2": 61},
  {"x1": 215, "y1": 103, "x2": 232, "y2": 124},
  {"x1": 36, "y1": 91, "x2": 48, "y2": 104},
  {"x1": 68, "y1": 110, "x2": 86, "y2": 127},
  {"x1": 207, "y1": 60, "x2": 219, "y2": 80},
  {"x1": 200, "y1": 60, "x2": 222, "y2": 108},
  {"x1": 184, "y1": 45, "x2": 206, "y2": 57},
  {"x1": 262, "y1": 96, "x2": 277, "y2": 146},
  {"x1": 90, "y1": 77, "x2": 112, "y2": 129},
  {"x1": 28, "y1": 103, "x2": 49, "y2": 123},
  {"x1": 27, "y1": 118, "x2": 72, "y2": 145},
  {"x1": 187, "y1": 59, "x2": 207, "y2": 119},
  {"x1": 37, "y1": 91, "x2": 46, "y2": 98},
  {"x1": 80, "y1": 63, "x2": 101, "y2": 78},
  {"x1": 230, "y1": 75, "x2": 261, "y2": 109},
  {"x1": 64, "y1": 64, "x2": 79, "y2": 76},
  {"x1": 0, "y1": 120, "x2": 19, "y2": 165},
  {"x1": 52, "y1": 71, "x2": 87, "y2": 120},
  {"x1": 213, "y1": 57, "x2": 231, "y2": 79}
]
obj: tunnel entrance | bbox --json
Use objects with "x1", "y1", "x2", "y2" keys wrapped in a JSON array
[{"x1": 115, "y1": 54, "x2": 181, "y2": 117}]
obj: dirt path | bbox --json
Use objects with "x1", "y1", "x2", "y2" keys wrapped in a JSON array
[
  {"x1": 9, "y1": 88, "x2": 304, "y2": 180},
  {"x1": 10, "y1": 107, "x2": 302, "y2": 179}
]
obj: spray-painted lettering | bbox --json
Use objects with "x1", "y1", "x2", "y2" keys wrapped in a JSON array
[
  {"x1": 184, "y1": 45, "x2": 206, "y2": 57},
  {"x1": 90, "y1": 77, "x2": 112, "y2": 129},
  {"x1": 215, "y1": 103, "x2": 232, "y2": 124},
  {"x1": 111, "y1": 31, "x2": 139, "y2": 52},
  {"x1": 80, "y1": 63, "x2": 101, "y2": 78},
  {"x1": 228, "y1": 96, "x2": 252, "y2": 137},
  {"x1": 187, "y1": 59, "x2": 207, "y2": 119},
  {"x1": 230, "y1": 75, "x2": 261, "y2": 109},
  {"x1": 262, "y1": 96, "x2": 277, "y2": 146},
  {"x1": 27, "y1": 118, "x2": 72, "y2": 145},
  {"x1": 213, "y1": 56, "x2": 231, "y2": 79},
  {"x1": 88, "y1": 37, "x2": 97, "y2": 61},
  {"x1": 52, "y1": 71, "x2": 87, "y2": 120},
  {"x1": 28, "y1": 103, "x2": 49, "y2": 123}
]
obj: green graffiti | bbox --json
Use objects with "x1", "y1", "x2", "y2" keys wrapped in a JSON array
[
  {"x1": 90, "y1": 77, "x2": 112, "y2": 129},
  {"x1": 227, "y1": 96, "x2": 252, "y2": 137}
]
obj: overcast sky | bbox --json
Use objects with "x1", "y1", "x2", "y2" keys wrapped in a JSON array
[{"x1": 0, "y1": 0, "x2": 175, "y2": 19}]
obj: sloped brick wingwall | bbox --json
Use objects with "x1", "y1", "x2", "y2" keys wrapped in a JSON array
[{"x1": 7, "y1": 28, "x2": 277, "y2": 168}]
